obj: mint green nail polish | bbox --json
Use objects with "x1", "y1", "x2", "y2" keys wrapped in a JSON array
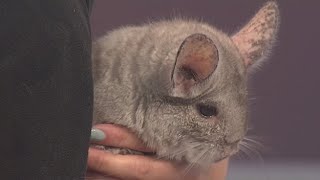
[{"x1": 90, "y1": 128, "x2": 106, "y2": 142}]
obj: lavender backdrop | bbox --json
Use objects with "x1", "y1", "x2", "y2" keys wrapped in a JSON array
[{"x1": 90, "y1": 0, "x2": 319, "y2": 161}]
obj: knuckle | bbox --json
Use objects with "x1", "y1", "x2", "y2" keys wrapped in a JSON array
[
  {"x1": 93, "y1": 157, "x2": 104, "y2": 170},
  {"x1": 93, "y1": 153, "x2": 108, "y2": 171},
  {"x1": 110, "y1": 128, "x2": 127, "y2": 146},
  {"x1": 133, "y1": 160, "x2": 151, "y2": 177}
]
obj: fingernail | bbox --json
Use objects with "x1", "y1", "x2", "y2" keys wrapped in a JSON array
[{"x1": 90, "y1": 128, "x2": 106, "y2": 142}]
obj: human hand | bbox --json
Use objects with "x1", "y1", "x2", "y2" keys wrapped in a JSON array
[{"x1": 86, "y1": 124, "x2": 228, "y2": 180}]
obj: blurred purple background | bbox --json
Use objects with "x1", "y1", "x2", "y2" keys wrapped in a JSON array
[{"x1": 90, "y1": 1, "x2": 319, "y2": 177}]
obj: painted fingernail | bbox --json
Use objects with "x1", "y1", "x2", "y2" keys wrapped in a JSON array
[{"x1": 90, "y1": 128, "x2": 106, "y2": 142}]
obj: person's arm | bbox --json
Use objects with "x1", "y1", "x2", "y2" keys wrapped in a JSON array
[{"x1": 87, "y1": 124, "x2": 229, "y2": 180}]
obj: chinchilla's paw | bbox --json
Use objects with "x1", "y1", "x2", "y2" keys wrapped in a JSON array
[{"x1": 92, "y1": 145, "x2": 155, "y2": 156}]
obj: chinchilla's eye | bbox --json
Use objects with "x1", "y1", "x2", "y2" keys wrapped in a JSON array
[{"x1": 197, "y1": 104, "x2": 217, "y2": 117}]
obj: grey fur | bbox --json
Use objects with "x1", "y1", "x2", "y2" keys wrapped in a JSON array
[{"x1": 92, "y1": 1, "x2": 279, "y2": 167}]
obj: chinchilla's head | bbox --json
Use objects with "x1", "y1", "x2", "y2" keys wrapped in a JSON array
[{"x1": 136, "y1": 1, "x2": 280, "y2": 166}]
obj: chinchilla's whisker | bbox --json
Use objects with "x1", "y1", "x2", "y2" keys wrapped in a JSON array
[
  {"x1": 182, "y1": 149, "x2": 206, "y2": 178},
  {"x1": 199, "y1": 149, "x2": 210, "y2": 169},
  {"x1": 156, "y1": 143, "x2": 201, "y2": 160},
  {"x1": 177, "y1": 143, "x2": 203, "y2": 158},
  {"x1": 248, "y1": 97, "x2": 257, "y2": 101},
  {"x1": 243, "y1": 141, "x2": 265, "y2": 164},
  {"x1": 238, "y1": 144, "x2": 254, "y2": 160},
  {"x1": 237, "y1": 135, "x2": 265, "y2": 160},
  {"x1": 241, "y1": 139, "x2": 263, "y2": 155},
  {"x1": 183, "y1": 162, "x2": 194, "y2": 178},
  {"x1": 243, "y1": 136, "x2": 265, "y2": 149},
  {"x1": 233, "y1": 148, "x2": 247, "y2": 160},
  {"x1": 239, "y1": 140, "x2": 265, "y2": 165},
  {"x1": 240, "y1": 141, "x2": 255, "y2": 155}
]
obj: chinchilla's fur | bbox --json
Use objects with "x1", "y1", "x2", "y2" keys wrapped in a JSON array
[{"x1": 92, "y1": 1, "x2": 280, "y2": 167}]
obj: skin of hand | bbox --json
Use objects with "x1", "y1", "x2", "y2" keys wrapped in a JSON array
[{"x1": 86, "y1": 124, "x2": 229, "y2": 180}]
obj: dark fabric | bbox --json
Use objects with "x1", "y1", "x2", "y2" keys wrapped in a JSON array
[{"x1": 0, "y1": 0, "x2": 93, "y2": 179}]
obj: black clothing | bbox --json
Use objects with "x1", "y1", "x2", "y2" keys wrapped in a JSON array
[{"x1": 0, "y1": 0, "x2": 94, "y2": 179}]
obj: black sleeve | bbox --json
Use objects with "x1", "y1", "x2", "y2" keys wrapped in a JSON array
[{"x1": 0, "y1": 0, "x2": 93, "y2": 179}]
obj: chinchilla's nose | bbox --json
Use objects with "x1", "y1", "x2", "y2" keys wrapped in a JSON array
[{"x1": 224, "y1": 135, "x2": 241, "y2": 145}]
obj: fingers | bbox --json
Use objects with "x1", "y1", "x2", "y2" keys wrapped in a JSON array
[
  {"x1": 207, "y1": 158, "x2": 229, "y2": 180},
  {"x1": 85, "y1": 170, "x2": 118, "y2": 180},
  {"x1": 196, "y1": 158, "x2": 229, "y2": 180},
  {"x1": 87, "y1": 148, "x2": 193, "y2": 180},
  {"x1": 87, "y1": 147, "x2": 228, "y2": 180},
  {"x1": 91, "y1": 124, "x2": 153, "y2": 152}
]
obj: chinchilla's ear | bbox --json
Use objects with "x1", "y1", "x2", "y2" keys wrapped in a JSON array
[
  {"x1": 232, "y1": 1, "x2": 280, "y2": 69},
  {"x1": 171, "y1": 33, "x2": 219, "y2": 98}
]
